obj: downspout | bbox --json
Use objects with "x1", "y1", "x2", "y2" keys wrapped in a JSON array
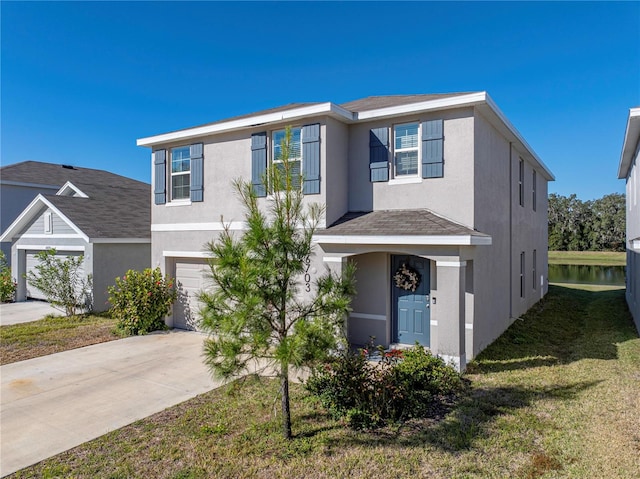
[{"x1": 509, "y1": 142, "x2": 513, "y2": 319}]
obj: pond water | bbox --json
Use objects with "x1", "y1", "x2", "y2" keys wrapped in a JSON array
[{"x1": 548, "y1": 264, "x2": 626, "y2": 286}]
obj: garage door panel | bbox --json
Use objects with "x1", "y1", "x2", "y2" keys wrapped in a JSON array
[
  {"x1": 25, "y1": 251, "x2": 84, "y2": 301},
  {"x1": 174, "y1": 260, "x2": 209, "y2": 331}
]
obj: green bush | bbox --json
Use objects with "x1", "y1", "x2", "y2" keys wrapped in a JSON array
[
  {"x1": 305, "y1": 343, "x2": 463, "y2": 430},
  {"x1": 25, "y1": 248, "x2": 92, "y2": 315},
  {"x1": 108, "y1": 267, "x2": 177, "y2": 335},
  {"x1": 0, "y1": 251, "x2": 17, "y2": 303}
]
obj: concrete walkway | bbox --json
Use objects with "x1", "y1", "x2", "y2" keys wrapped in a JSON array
[
  {"x1": 0, "y1": 330, "x2": 221, "y2": 477},
  {"x1": 0, "y1": 301, "x2": 61, "y2": 326}
]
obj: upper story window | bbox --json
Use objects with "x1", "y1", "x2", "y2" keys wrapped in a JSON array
[
  {"x1": 519, "y1": 158, "x2": 525, "y2": 207},
  {"x1": 394, "y1": 123, "x2": 419, "y2": 177},
  {"x1": 272, "y1": 127, "x2": 302, "y2": 191},
  {"x1": 171, "y1": 146, "x2": 191, "y2": 200},
  {"x1": 532, "y1": 170, "x2": 537, "y2": 212}
]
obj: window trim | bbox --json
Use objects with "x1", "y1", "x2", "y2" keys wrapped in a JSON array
[
  {"x1": 170, "y1": 145, "x2": 192, "y2": 202},
  {"x1": 393, "y1": 121, "x2": 420, "y2": 179}
]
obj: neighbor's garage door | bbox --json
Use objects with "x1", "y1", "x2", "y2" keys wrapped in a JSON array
[
  {"x1": 25, "y1": 250, "x2": 84, "y2": 300},
  {"x1": 174, "y1": 259, "x2": 210, "y2": 330}
]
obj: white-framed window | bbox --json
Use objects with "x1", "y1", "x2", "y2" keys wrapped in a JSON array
[
  {"x1": 520, "y1": 251, "x2": 525, "y2": 298},
  {"x1": 171, "y1": 146, "x2": 191, "y2": 201},
  {"x1": 532, "y1": 249, "x2": 537, "y2": 290},
  {"x1": 519, "y1": 158, "x2": 525, "y2": 207},
  {"x1": 272, "y1": 127, "x2": 302, "y2": 191},
  {"x1": 532, "y1": 170, "x2": 537, "y2": 212},
  {"x1": 393, "y1": 122, "x2": 419, "y2": 177}
]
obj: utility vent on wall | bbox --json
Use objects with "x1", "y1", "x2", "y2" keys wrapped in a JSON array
[{"x1": 44, "y1": 211, "x2": 53, "y2": 234}]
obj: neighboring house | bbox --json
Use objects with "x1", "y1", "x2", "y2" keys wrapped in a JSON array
[
  {"x1": 137, "y1": 91, "x2": 554, "y2": 371},
  {"x1": 1, "y1": 161, "x2": 87, "y2": 264},
  {"x1": 618, "y1": 107, "x2": 640, "y2": 332},
  {"x1": 0, "y1": 163, "x2": 151, "y2": 311}
]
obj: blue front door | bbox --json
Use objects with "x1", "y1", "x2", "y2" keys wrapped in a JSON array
[{"x1": 392, "y1": 255, "x2": 430, "y2": 346}]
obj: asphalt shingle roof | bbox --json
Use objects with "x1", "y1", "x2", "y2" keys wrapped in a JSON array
[
  {"x1": 1, "y1": 161, "x2": 146, "y2": 190},
  {"x1": 315, "y1": 210, "x2": 488, "y2": 238},
  {"x1": 2, "y1": 162, "x2": 150, "y2": 239},
  {"x1": 338, "y1": 93, "x2": 476, "y2": 112}
]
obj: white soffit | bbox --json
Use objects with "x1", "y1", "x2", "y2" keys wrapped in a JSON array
[{"x1": 618, "y1": 107, "x2": 640, "y2": 179}]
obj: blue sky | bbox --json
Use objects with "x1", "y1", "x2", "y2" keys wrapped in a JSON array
[{"x1": 2, "y1": 1, "x2": 639, "y2": 200}]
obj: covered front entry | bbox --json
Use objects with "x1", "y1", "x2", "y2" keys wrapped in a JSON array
[{"x1": 392, "y1": 255, "x2": 430, "y2": 346}]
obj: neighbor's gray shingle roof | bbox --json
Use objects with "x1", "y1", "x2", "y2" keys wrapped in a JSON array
[
  {"x1": 44, "y1": 181, "x2": 151, "y2": 239},
  {"x1": 315, "y1": 210, "x2": 488, "y2": 237},
  {"x1": 1, "y1": 162, "x2": 151, "y2": 239},
  {"x1": 0, "y1": 161, "x2": 146, "y2": 189}
]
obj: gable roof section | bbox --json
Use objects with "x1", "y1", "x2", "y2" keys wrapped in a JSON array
[
  {"x1": 137, "y1": 91, "x2": 554, "y2": 181},
  {"x1": 0, "y1": 179, "x2": 151, "y2": 242},
  {"x1": 618, "y1": 107, "x2": 640, "y2": 179},
  {"x1": 314, "y1": 209, "x2": 491, "y2": 246}
]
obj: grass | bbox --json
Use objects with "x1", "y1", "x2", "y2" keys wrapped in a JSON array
[
  {"x1": 7, "y1": 285, "x2": 640, "y2": 478},
  {"x1": 0, "y1": 314, "x2": 121, "y2": 365},
  {"x1": 548, "y1": 250, "x2": 626, "y2": 266}
]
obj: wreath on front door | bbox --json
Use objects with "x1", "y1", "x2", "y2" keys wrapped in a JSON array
[{"x1": 393, "y1": 262, "x2": 422, "y2": 292}]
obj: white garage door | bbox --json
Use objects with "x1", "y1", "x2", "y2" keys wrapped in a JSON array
[
  {"x1": 174, "y1": 259, "x2": 210, "y2": 330},
  {"x1": 25, "y1": 250, "x2": 84, "y2": 300}
]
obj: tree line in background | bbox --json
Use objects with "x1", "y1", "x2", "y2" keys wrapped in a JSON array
[{"x1": 548, "y1": 193, "x2": 626, "y2": 252}]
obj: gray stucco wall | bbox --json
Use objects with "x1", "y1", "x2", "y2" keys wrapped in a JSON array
[
  {"x1": 92, "y1": 243, "x2": 151, "y2": 311},
  {"x1": 346, "y1": 108, "x2": 476, "y2": 228},
  {"x1": 625, "y1": 149, "x2": 639, "y2": 330},
  {"x1": 472, "y1": 110, "x2": 549, "y2": 356}
]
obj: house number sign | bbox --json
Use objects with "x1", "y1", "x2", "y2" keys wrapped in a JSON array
[{"x1": 304, "y1": 256, "x2": 313, "y2": 292}]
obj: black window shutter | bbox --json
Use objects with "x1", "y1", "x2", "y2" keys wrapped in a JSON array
[
  {"x1": 190, "y1": 143, "x2": 204, "y2": 202},
  {"x1": 369, "y1": 127, "x2": 389, "y2": 182},
  {"x1": 422, "y1": 119, "x2": 444, "y2": 178},
  {"x1": 154, "y1": 149, "x2": 167, "y2": 205},
  {"x1": 302, "y1": 123, "x2": 320, "y2": 194},
  {"x1": 251, "y1": 132, "x2": 267, "y2": 197}
]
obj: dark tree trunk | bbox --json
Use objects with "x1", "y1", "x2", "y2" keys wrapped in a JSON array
[{"x1": 281, "y1": 363, "x2": 292, "y2": 439}]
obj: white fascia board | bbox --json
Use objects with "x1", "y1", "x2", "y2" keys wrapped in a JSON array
[
  {"x1": 618, "y1": 107, "x2": 640, "y2": 179},
  {"x1": 16, "y1": 244, "x2": 86, "y2": 252},
  {"x1": 137, "y1": 103, "x2": 355, "y2": 147},
  {"x1": 0, "y1": 194, "x2": 90, "y2": 243},
  {"x1": 313, "y1": 234, "x2": 492, "y2": 246},
  {"x1": 355, "y1": 92, "x2": 488, "y2": 121},
  {"x1": 91, "y1": 238, "x2": 151, "y2": 244},
  {"x1": 56, "y1": 181, "x2": 89, "y2": 198},
  {"x1": 152, "y1": 221, "x2": 246, "y2": 232},
  {"x1": 483, "y1": 93, "x2": 555, "y2": 181},
  {"x1": 162, "y1": 250, "x2": 213, "y2": 258}
]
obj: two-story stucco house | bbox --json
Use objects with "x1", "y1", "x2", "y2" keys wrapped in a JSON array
[
  {"x1": 618, "y1": 107, "x2": 640, "y2": 332},
  {"x1": 137, "y1": 92, "x2": 554, "y2": 371}
]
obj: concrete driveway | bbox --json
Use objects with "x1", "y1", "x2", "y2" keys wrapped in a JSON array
[
  {"x1": 0, "y1": 330, "x2": 223, "y2": 477},
  {"x1": 0, "y1": 301, "x2": 61, "y2": 326}
]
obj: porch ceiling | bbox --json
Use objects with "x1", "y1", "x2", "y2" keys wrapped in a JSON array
[{"x1": 315, "y1": 210, "x2": 491, "y2": 246}]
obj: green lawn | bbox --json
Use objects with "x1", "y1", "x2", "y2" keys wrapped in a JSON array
[
  {"x1": 0, "y1": 314, "x2": 121, "y2": 365},
  {"x1": 548, "y1": 250, "x2": 626, "y2": 266},
  {"x1": 8, "y1": 285, "x2": 640, "y2": 479}
]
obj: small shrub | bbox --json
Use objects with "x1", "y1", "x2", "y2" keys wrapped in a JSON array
[
  {"x1": 108, "y1": 267, "x2": 177, "y2": 335},
  {"x1": 306, "y1": 342, "x2": 463, "y2": 430},
  {"x1": 25, "y1": 248, "x2": 92, "y2": 315},
  {"x1": 0, "y1": 251, "x2": 17, "y2": 303}
]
